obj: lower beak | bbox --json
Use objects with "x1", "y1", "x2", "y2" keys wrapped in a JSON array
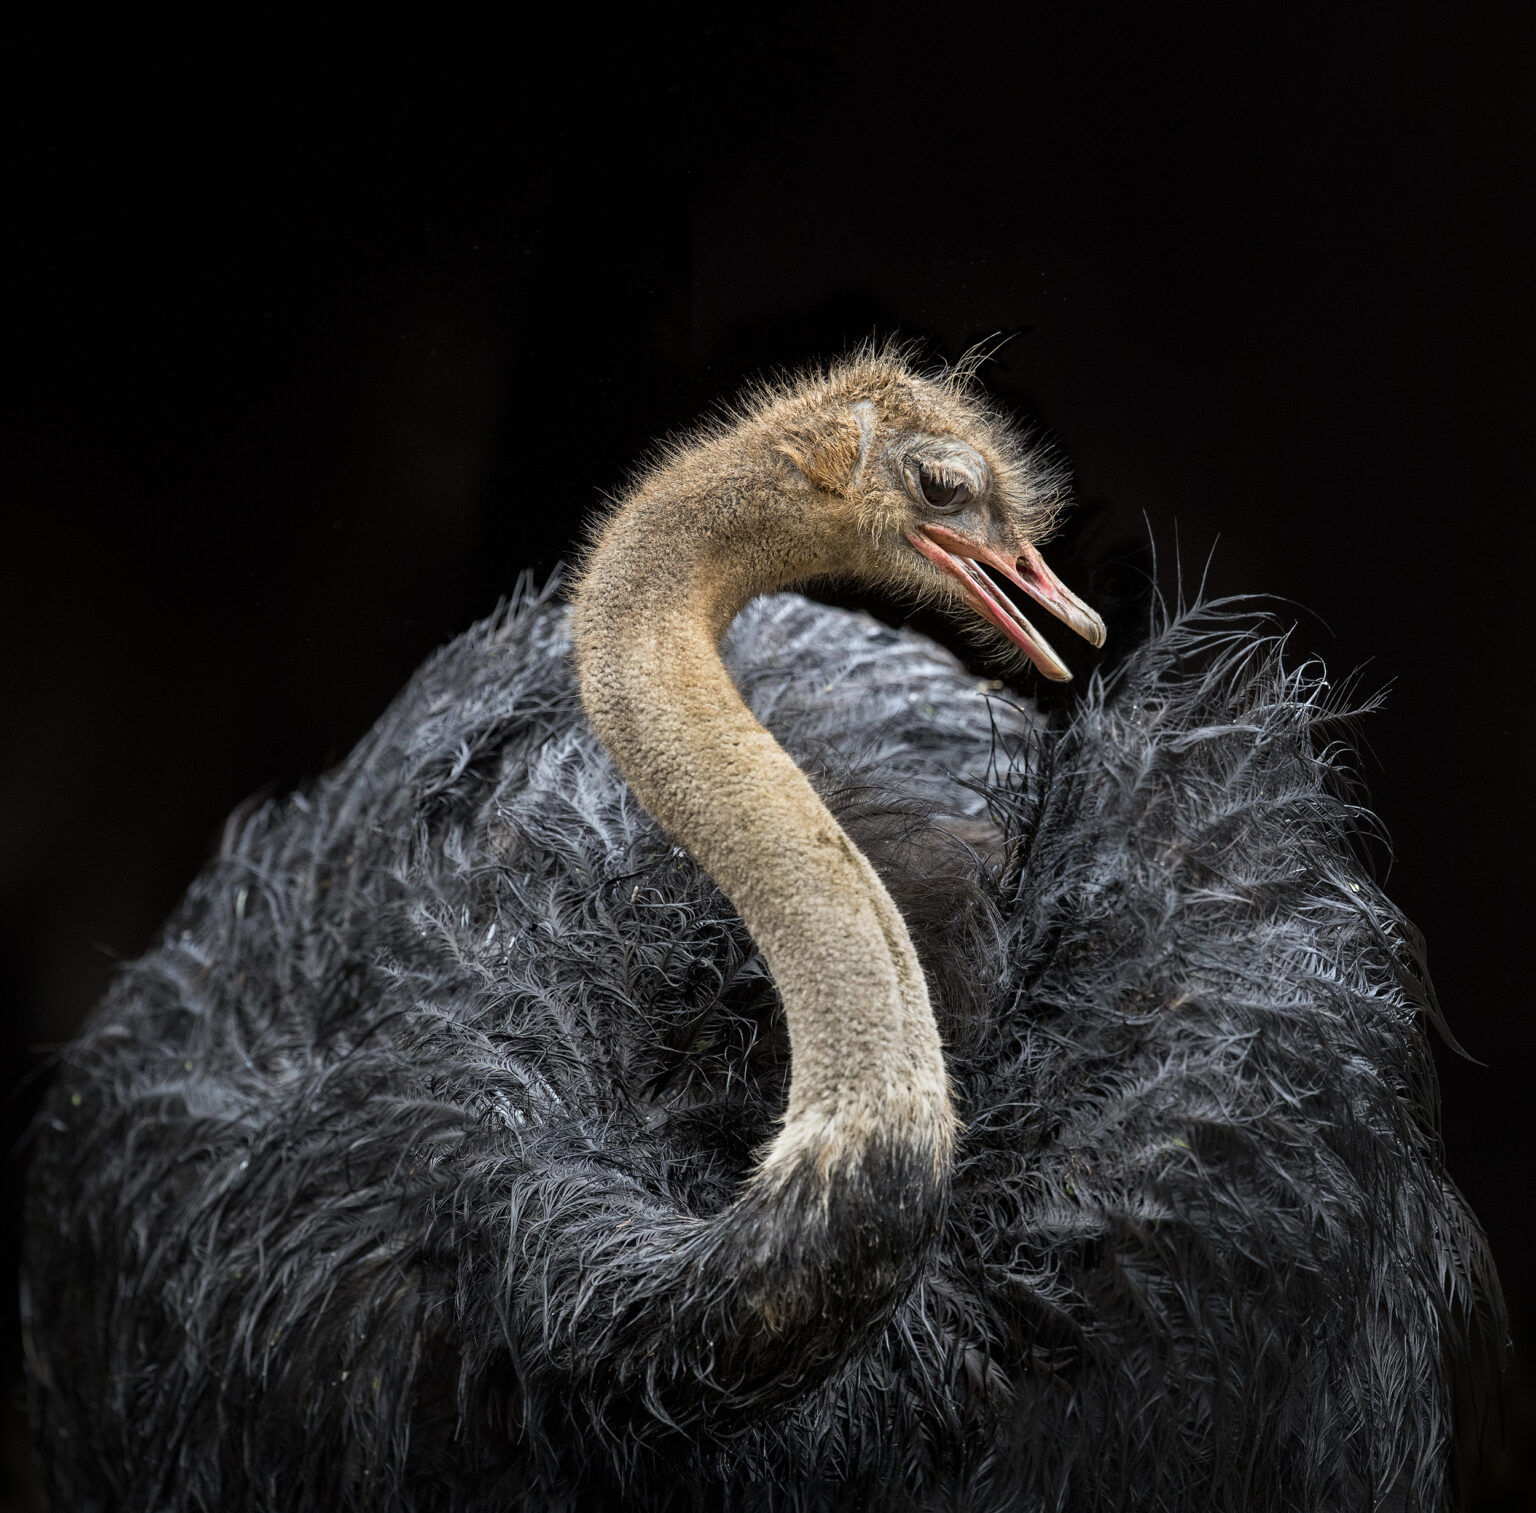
[{"x1": 907, "y1": 523, "x2": 1106, "y2": 681}]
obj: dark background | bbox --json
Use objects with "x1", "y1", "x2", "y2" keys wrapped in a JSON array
[{"x1": 2, "y1": 7, "x2": 1531, "y2": 1506}]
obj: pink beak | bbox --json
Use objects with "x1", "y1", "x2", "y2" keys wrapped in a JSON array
[{"x1": 906, "y1": 522, "x2": 1106, "y2": 681}]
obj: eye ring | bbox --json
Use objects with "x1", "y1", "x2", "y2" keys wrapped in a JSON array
[{"x1": 911, "y1": 463, "x2": 973, "y2": 512}]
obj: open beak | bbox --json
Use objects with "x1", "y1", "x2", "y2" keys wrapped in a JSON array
[{"x1": 906, "y1": 522, "x2": 1106, "y2": 681}]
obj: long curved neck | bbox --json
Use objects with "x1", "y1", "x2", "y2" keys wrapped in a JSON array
[{"x1": 571, "y1": 456, "x2": 956, "y2": 1188}]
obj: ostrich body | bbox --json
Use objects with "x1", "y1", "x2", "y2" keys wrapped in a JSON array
[{"x1": 24, "y1": 352, "x2": 1497, "y2": 1510}]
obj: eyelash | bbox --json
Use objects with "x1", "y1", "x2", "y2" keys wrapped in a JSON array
[{"x1": 913, "y1": 465, "x2": 972, "y2": 512}]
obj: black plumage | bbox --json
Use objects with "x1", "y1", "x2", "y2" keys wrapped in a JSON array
[{"x1": 22, "y1": 581, "x2": 1500, "y2": 1510}]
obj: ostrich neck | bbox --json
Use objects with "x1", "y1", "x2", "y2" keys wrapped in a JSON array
[{"x1": 572, "y1": 476, "x2": 955, "y2": 1179}]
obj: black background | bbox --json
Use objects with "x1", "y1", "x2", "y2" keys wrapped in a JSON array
[{"x1": 2, "y1": 7, "x2": 1531, "y2": 1506}]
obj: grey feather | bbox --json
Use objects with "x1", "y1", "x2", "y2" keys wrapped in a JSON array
[{"x1": 22, "y1": 581, "x2": 1501, "y2": 1510}]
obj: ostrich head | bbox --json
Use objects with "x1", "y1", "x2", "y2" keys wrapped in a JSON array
[{"x1": 764, "y1": 351, "x2": 1105, "y2": 678}]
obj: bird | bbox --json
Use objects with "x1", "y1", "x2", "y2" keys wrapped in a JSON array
[{"x1": 22, "y1": 345, "x2": 1501, "y2": 1511}]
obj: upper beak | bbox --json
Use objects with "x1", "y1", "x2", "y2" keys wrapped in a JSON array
[{"x1": 906, "y1": 522, "x2": 1106, "y2": 681}]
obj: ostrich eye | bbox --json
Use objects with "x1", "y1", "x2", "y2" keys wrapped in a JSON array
[{"x1": 916, "y1": 466, "x2": 972, "y2": 512}]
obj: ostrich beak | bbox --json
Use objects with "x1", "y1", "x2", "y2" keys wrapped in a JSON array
[{"x1": 907, "y1": 522, "x2": 1106, "y2": 681}]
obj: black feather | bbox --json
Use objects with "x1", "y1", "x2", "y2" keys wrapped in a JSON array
[{"x1": 22, "y1": 581, "x2": 1502, "y2": 1510}]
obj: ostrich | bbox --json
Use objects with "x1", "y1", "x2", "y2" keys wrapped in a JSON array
[{"x1": 23, "y1": 348, "x2": 1499, "y2": 1510}]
